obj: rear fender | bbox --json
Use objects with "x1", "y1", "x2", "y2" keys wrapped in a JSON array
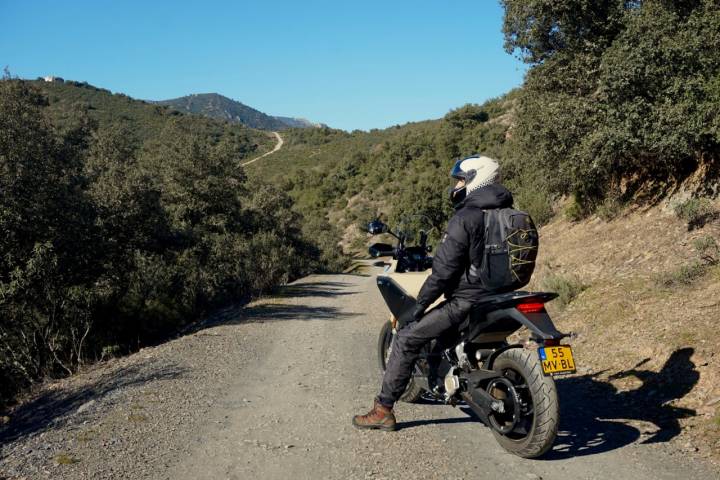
[
  {"x1": 483, "y1": 343, "x2": 524, "y2": 371},
  {"x1": 485, "y1": 308, "x2": 569, "y2": 341}
]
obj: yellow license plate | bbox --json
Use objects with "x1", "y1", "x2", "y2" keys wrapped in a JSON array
[{"x1": 539, "y1": 346, "x2": 576, "y2": 375}]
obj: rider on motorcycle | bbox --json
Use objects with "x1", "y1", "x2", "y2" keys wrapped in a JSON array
[{"x1": 352, "y1": 154, "x2": 514, "y2": 431}]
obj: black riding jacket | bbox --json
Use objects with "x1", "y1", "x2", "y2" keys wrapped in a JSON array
[{"x1": 416, "y1": 184, "x2": 514, "y2": 308}]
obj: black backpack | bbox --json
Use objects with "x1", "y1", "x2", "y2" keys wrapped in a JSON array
[{"x1": 473, "y1": 208, "x2": 539, "y2": 291}]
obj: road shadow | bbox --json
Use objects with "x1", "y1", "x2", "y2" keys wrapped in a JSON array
[
  {"x1": 394, "y1": 348, "x2": 699, "y2": 458},
  {"x1": 274, "y1": 281, "x2": 359, "y2": 299},
  {"x1": 181, "y1": 280, "x2": 363, "y2": 333},
  {"x1": 545, "y1": 347, "x2": 698, "y2": 460},
  {"x1": 396, "y1": 397, "x2": 479, "y2": 430},
  {"x1": 189, "y1": 303, "x2": 361, "y2": 332},
  {"x1": 239, "y1": 303, "x2": 361, "y2": 323},
  {"x1": 0, "y1": 362, "x2": 185, "y2": 447},
  {"x1": 688, "y1": 211, "x2": 720, "y2": 231},
  {"x1": 398, "y1": 415, "x2": 477, "y2": 430}
]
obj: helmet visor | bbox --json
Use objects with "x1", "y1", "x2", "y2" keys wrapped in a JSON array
[{"x1": 449, "y1": 159, "x2": 467, "y2": 180}]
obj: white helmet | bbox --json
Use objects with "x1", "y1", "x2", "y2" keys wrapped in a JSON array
[{"x1": 449, "y1": 154, "x2": 501, "y2": 205}]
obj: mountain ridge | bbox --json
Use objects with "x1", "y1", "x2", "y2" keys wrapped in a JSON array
[{"x1": 153, "y1": 93, "x2": 324, "y2": 131}]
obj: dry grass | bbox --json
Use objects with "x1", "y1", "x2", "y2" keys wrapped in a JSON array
[
  {"x1": 535, "y1": 203, "x2": 720, "y2": 462},
  {"x1": 127, "y1": 413, "x2": 148, "y2": 423},
  {"x1": 541, "y1": 273, "x2": 587, "y2": 307},
  {"x1": 75, "y1": 429, "x2": 98, "y2": 443},
  {"x1": 654, "y1": 234, "x2": 719, "y2": 288},
  {"x1": 654, "y1": 261, "x2": 708, "y2": 287},
  {"x1": 54, "y1": 453, "x2": 80, "y2": 465}
]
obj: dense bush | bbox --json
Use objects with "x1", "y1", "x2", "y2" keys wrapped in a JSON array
[
  {"x1": 502, "y1": 0, "x2": 720, "y2": 211},
  {"x1": 444, "y1": 104, "x2": 489, "y2": 128},
  {"x1": 0, "y1": 79, "x2": 327, "y2": 405}
]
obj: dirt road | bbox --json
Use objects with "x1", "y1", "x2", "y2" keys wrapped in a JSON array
[
  {"x1": 241, "y1": 131, "x2": 283, "y2": 167},
  {"x1": 1, "y1": 267, "x2": 717, "y2": 479}
]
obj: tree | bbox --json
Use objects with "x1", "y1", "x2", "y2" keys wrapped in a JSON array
[
  {"x1": 0, "y1": 79, "x2": 100, "y2": 397},
  {"x1": 501, "y1": 0, "x2": 720, "y2": 210}
]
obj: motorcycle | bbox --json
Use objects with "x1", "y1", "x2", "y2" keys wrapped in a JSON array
[{"x1": 367, "y1": 218, "x2": 575, "y2": 458}]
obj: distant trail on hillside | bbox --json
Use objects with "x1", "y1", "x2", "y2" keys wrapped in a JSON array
[{"x1": 241, "y1": 131, "x2": 283, "y2": 167}]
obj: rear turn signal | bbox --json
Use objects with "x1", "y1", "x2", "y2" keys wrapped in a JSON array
[{"x1": 516, "y1": 302, "x2": 545, "y2": 314}]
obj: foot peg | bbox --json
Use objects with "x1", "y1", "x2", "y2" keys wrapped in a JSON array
[{"x1": 443, "y1": 368, "x2": 460, "y2": 402}]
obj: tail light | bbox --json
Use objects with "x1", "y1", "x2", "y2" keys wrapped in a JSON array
[
  {"x1": 516, "y1": 302, "x2": 546, "y2": 314},
  {"x1": 543, "y1": 338, "x2": 561, "y2": 346}
]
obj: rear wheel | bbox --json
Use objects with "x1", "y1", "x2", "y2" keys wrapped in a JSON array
[
  {"x1": 487, "y1": 348, "x2": 559, "y2": 458},
  {"x1": 377, "y1": 320, "x2": 424, "y2": 403}
]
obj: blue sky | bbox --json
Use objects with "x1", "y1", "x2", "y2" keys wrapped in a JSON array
[{"x1": 1, "y1": 1, "x2": 526, "y2": 131}]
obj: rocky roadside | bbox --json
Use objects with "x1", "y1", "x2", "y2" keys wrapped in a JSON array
[{"x1": 0, "y1": 302, "x2": 267, "y2": 480}]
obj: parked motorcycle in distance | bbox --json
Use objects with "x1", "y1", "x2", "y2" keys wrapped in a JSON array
[{"x1": 367, "y1": 219, "x2": 575, "y2": 458}]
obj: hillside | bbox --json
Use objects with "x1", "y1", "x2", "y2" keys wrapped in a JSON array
[
  {"x1": 154, "y1": 93, "x2": 321, "y2": 131},
  {"x1": 0, "y1": 78, "x2": 346, "y2": 408},
  {"x1": 528, "y1": 199, "x2": 720, "y2": 461},
  {"x1": 245, "y1": 93, "x2": 521, "y2": 253},
  {"x1": 34, "y1": 80, "x2": 275, "y2": 155}
]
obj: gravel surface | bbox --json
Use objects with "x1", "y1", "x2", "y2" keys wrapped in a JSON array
[{"x1": 1, "y1": 267, "x2": 718, "y2": 479}]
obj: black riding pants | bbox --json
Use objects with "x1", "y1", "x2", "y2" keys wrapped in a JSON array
[{"x1": 377, "y1": 298, "x2": 473, "y2": 407}]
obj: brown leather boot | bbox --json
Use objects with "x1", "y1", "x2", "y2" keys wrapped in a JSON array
[{"x1": 352, "y1": 400, "x2": 397, "y2": 431}]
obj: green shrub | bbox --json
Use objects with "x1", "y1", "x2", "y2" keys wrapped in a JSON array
[
  {"x1": 541, "y1": 273, "x2": 587, "y2": 307},
  {"x1": 654, "y1": 262, "x2": 708, "y2": 288},
  {"x1": 444, "y1": 104, "x2": 489, "y2": 128},
  {"x1": 693, "y1": 235, "x2": 719, "y2": 266},
  {"x1": 595, "y1": 196, "x2": 624, "y2": 222},
  {"x1": 513, "y1": 186, "x2": 555, "y2": 226},
  {"x1": 674, "y1": 198, "x2": 716, "y2": 228},
  {"x1": 501, "y1": 1, "x2": 720, "y2": 211},
  {"x1": 564, "y1": 195, "x2": 587, "y2": 222},
  {"x1": 100, "y1": 345, "x2": 122, "y2": 360}
]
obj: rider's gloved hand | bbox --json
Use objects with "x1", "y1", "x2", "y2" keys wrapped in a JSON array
[{"x1": 411, "y1": 303, "x2": 426, "y2": 323}]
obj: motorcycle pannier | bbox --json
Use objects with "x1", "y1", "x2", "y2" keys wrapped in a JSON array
[{"x1": 475, "y1": 208, "x2": 538, "y2": 291}]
